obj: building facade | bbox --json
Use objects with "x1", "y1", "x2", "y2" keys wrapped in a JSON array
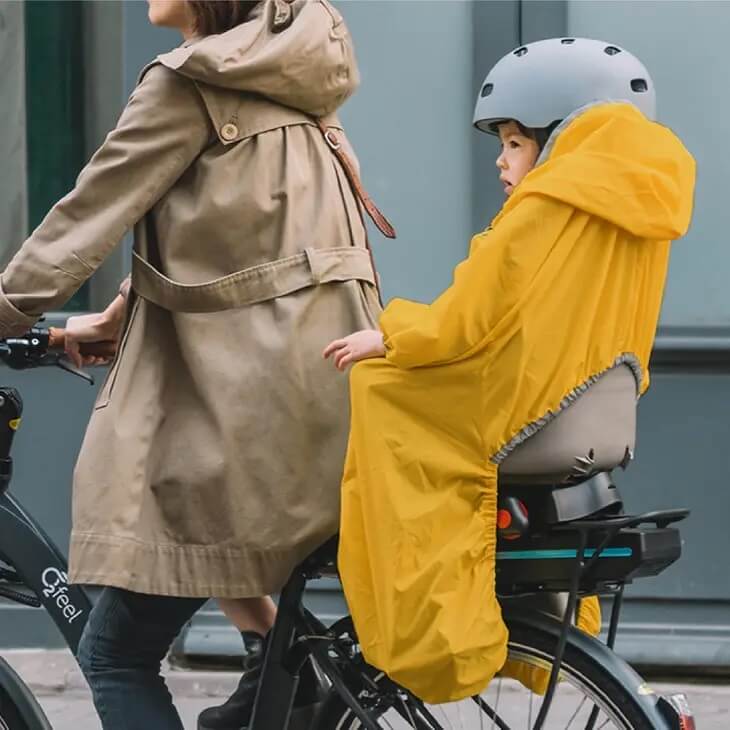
[{"x1": 1, "y1": 0, "x2": 728, "y2": 670}]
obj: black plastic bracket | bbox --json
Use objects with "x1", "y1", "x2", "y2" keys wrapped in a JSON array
[{"x1": 0, "y1": 458, "x2": 12, "y2": 494}]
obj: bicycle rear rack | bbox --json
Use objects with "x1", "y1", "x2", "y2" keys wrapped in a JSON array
[
  {"x1": 527, "y1": 508, "x2": 689, "y2": 730},
  {"x1": 494, "y1": 471, "x2": 690, "y2": 729}
]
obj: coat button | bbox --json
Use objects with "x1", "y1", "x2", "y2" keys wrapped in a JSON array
[{"x1": 220, "y1": 123, "x2": 239, "y2": 141}]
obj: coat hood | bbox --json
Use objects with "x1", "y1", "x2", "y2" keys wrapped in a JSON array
[
  {"x1": 157, "y1": 0, "x2": 358, "y2": 117},
  {"x1": 509, "y1": 102, "x2": 696, "y2": 240}
]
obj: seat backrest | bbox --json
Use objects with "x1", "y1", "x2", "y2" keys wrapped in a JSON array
[{"x1": 500, "y1": 364, "x2": 637, "y2": 484}]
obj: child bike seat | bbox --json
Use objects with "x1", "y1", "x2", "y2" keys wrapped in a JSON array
[{"x1": 500, "y1": 364, "x2": 638, "y2": 485}]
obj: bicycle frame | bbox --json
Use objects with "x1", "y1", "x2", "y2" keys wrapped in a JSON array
[
  {"x1": 0, "y1": 489, "x2": 91, "y2": 656},
  {"x1": 249, "y1": 539, "x2": 383, "y2": 730},
  {"x1": 0, "y1": 384, "x2": 91, "y2": 657}
]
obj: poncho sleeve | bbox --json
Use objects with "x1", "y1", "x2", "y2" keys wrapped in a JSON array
[{"x1": 380, "y1": 195, "x2": 575, "y2": 369}]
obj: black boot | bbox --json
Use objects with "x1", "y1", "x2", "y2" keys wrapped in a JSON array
[
  {"x1": 197, "y1": 632, "x2": 327, "y2": 730},
  {"x1": 197, "y1": 631, "x2": 265, "y2": 730}
]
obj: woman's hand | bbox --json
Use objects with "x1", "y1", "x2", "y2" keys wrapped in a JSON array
[
  {"x1": 65, "y1": 294, "x2": 126, "y2": 368},
  {"x1": 323, "y1": 329, "x2": 386, "y2": 371}
]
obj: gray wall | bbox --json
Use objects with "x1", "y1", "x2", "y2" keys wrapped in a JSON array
[
  {"x1": 567, "y1": 0, "x2": 730, "y2": 328},
  {"x1": 0, "y1": 1, "x2": 27, "y2": 269},
  {"x1": 564, "y1": 0, "x2": 730, "y2": 668},
  {"x1": 0, "y1": 1, "x2": 127, "y2": 308},
  {"x1": 83, "y1": 1, "x2": 127, "y2": 310},
  {"x1": 337, "y1": 1, "x2": 477, "y2": 303},
  {"x1": 3, "y1": 0, "x2": 729, "y2": 673}
]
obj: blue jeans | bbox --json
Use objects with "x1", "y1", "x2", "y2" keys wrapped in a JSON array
[{"x1": 77, "y1": 587, "x2": 206, "y2": 730}]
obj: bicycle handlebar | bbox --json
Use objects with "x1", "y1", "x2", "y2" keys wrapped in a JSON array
[
  {"x1": 47, "y1": 328, "x2": 117, "y2": 359},
  {"x1": 0, "y1": 327, "x2": 117, "y2": 382}
]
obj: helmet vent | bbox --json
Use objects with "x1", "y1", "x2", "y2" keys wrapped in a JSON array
[
  {"x1": 481, "y1": 83, "x2": 494, "y2": 98},
  {"x1": 604, "y1": 45, "x2": 622, "y2": 56},
  {"x1": 631, "y1": 78, "x2": 649, "y2": 92},
  {"x1": 561, "y1": 38, "x2": 576, "y2": 45},
  {"x1": 514, "y1": 46, "x2": 528, "y2": 57}
]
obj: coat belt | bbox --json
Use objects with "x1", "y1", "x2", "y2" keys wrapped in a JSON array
[{"x1": 131, "y1": 246, "x2": 376, "y2": 313}]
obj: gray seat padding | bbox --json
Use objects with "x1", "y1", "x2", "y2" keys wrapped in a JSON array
[{"x1": 500, "y1": 364, "x2": 637, "y2": 484}]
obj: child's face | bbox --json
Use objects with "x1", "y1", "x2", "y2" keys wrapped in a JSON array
[{"x1": 495, "y1": 121, "x2": 540, "y2": 196}]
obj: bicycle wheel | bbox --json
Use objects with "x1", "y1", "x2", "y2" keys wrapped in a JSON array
[
  {"x1": 316, "y1": 615, "x2": 664, "y2": 730},
  {"x1": 0, "y1": 659, "x2": 51, "y2": 730}
]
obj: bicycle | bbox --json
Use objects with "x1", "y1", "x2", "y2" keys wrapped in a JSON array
[{"x1": 0, "y1": 328, "x2": 695, "y2": 730}]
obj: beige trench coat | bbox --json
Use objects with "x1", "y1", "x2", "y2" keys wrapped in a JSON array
[{"x1": 0, "y1": 0, "x2": 382, "y2": 597}]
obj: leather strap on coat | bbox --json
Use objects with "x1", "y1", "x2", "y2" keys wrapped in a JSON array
[
  {"x1": 315, "y1": 120, "x2": 396, "y2": 240},
  {"x1": 315, "y1": 120, "x2": 395, "y2": 306}
]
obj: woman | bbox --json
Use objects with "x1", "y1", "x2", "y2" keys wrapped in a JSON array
[{"x1": 0, "y1": 1, "x2": 387, "y2": 727}]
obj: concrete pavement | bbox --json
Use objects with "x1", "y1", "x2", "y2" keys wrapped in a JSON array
[{"x1": 3, "y1": 650, "x2": 729, "y2": 728}]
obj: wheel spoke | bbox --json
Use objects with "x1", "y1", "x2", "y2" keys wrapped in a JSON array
[
  {"x1": 329, "y1": 632, "x2": 644, "y2": 730},
  {"x1": 472, "y1": 694, "x2": 510, "y2": 730},
  {"x1": 566, "y1": 696, "x2": 588, "y2": 728},
  {"x1": 398, "y1": 695, "x2": 417, "y2": 728},
  {"x1": 492, "y1": 679, "x2": 502, "y2": 730},
  {"x1": 456, "y1": 701, "x2": 465, "y2": 729},
  {"x1": 415, "y1": 700, "x2": 448, "y2": 729},
  {"x1": 437, "y1": 705, "x2": 455, "y2": 730}
]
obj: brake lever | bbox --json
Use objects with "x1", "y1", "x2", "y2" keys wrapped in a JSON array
[{"x1": 54, "y1": 356, "x2": 95, "y2": 386}]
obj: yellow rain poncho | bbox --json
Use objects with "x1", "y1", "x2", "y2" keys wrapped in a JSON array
[{"x1": 338, "y1": 102, "x2": 695, "y2": 703}]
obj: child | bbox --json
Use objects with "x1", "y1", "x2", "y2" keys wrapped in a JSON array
[
  {"x1": 324, "y1": 37, "x2": 696, "y2": 703},
  {"x1": 323, "y1": 118, "x2": 547, "y2": 368}
]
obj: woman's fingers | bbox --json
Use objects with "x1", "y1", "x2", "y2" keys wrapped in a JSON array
[
  {"x1": 65, "y1": 337, "x2": 83, "y2": 370},
  {"x1": 81, "y1": 356, "x2": 111, "y2": 368}
]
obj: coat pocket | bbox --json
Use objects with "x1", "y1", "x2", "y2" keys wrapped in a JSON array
[{"x1": 94, "y1": 299, "x2": 140, "y2": 410}]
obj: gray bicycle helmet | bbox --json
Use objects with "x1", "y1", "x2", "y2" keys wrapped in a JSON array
[{"x1": 474, "y1": 37, "x2": 656, "y2": 135}]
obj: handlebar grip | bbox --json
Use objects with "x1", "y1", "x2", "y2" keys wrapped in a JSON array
[{"x1": 48, "y1": 327, "x2": 118, "y2": 359}]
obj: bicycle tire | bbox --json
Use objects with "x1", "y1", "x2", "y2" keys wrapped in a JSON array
[
  {"x1": 0, "y1": 659, "x2": 51, "y2": 730},
  {"x1": 315, "y1": 615, "x2": 665, "y2": 730}
]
